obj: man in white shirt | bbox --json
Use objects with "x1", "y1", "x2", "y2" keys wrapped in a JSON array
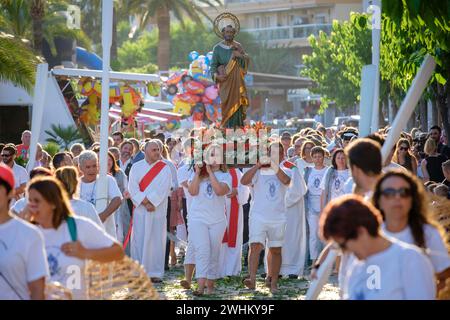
[
  {"x1": 241, "y1": 142, "x2": 291, "y2": 294},
  {"x1": 1, "y1": 144, "x2": 28, "y2": 204},
  {"x1": 118, "y1": 140, "x2": 134, "y2": 175},
  {"x1": 78, "y1": 150, "x2": 122, "y2": 239},
  {"x1": 128, "y1": 140, "x2": 172, "y2": 282}
]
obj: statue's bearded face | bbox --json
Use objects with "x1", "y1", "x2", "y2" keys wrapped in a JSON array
[{"x1": 223, "y1": 27, "x2": 235, "y2": 41}]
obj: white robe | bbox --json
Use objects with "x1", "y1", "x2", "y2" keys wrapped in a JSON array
[
  {"x1": 280, "y1": 165, "x2": 308, "y2": 276},
  {"x1": 128, "y1": 159, "x2": 172, "y2": 278},
  {"x1": 218, "y1": 169, "x2": 250, "y2": 277}
]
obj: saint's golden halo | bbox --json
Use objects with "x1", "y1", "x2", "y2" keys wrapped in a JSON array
[{"x1": 213, "y1": 12, "x2": 240, "y2": 39}]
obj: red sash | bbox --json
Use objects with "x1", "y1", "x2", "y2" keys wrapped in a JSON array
[
  {"x1": 222, "y1": 168, "x2": 239, "y2": 248},
  {"x1": 123, "y1": 161, "x2": 167, "y2": 249}
]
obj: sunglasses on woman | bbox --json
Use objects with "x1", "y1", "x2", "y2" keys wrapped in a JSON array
[
  {"x1": 399, "y1": 147, "x2": 409, "y2": 151},
  {"x1": 380, "y1": 187, "x2": 412, "y2": 198}
]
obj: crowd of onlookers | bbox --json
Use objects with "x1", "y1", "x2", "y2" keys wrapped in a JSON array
[{"x1": 0, "y1": 122, "x2": 449, "y2": 300}]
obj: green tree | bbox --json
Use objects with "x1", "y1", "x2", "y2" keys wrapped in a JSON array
[
  {"x1": 301, "y1": 14, "x2": 372, "y2": 111},
  {"x1": 125, "y1": 0, "x2": 222, "y2": 72},
  {"x1": 117, "y1": 22, "x2": 296, "y2": 75},
  {"x1": 0, "y1": 0, "x2": 91, "y2": 55},
  {"x1": 0, "y1": 32, "x2": 42, "y2": 92},
  {"x1": 382, "y1": 0, "x2": 450, "y2": 142},
  {"x1": 45, "y1": 124, "x2": 82, "y2": 150}
]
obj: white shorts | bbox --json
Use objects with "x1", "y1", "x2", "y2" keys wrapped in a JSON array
[{"x1": 249, "y1": 219, "x2": 286, "y2": 248}]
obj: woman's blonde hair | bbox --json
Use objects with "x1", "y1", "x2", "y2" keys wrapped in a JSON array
[
  {"x1": 424, "y1": 138, "x2": 437, "y2": 155},
  {"x1": 54, "y1": 166, "x2": 79, "y2": 197}
]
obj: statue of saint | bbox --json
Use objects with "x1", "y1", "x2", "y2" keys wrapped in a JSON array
[{"x1": 210, "y1": 18, "x2": 250, "y2": 128}]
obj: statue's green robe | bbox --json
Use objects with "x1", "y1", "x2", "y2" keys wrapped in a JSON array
[{"x1": 210, "y1": 41, "x2": 250, "y2": 128}]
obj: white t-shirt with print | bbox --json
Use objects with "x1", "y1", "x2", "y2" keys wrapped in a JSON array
[
  {"x1": 39, "y1": 216, "x2": 115, "y2": 300},
  {"x1": 342, "y1": 239, "x2": 436, "y2": 300},
  {"x1": 306, "y1": 167, "x2": 328, "y2": 213},
  {"x1": 79, "y1": 175, "x2": 122, "y2": 239},
  {"x1": 320, "y1": 168, "x2": 350, "y2": 200},
  {"x1": 188, "y1": 171, "x2": 231, "y2": 225},
  {"x1": 0, "y1": 217, "x2": 49, "y2": 300},
  {"x1": 249, "y1": 167, "x2": 292, "y2": 223},
  {"x1": 70, "y1": 199, "x2": 103, "y2": 229},
  {"x1": 382, "y1": 223, "x2": 450, "y2": 273}
]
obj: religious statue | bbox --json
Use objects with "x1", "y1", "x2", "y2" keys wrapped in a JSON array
[{"x1": 210, "y1": 13, "x2": 250, "y2": 128}]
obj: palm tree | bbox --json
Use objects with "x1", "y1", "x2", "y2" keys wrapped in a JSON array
[
  {"x1": 30, "y1": 0, "x2": 44, "y2": 53},
  {"x1": 45, "y1": 124, "x2": 83, "y2": 150},
  {"x1": 126, "y1": 0, "x2": 222, "y2": 73},
  {"x1": 1, "y1": 0, "x2": 91, "y2": 55},
  {"x1": 0, "y1": 32, "x2": 41, "y2": 92}
]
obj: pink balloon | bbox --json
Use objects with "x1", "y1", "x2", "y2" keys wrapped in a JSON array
[{"x1": 205, "y1": 85, "x2": 218, "y2": 101}]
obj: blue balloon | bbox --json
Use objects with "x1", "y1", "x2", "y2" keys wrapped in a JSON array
[
  {"x1": 167, "y1": 94, "x2": 174, "y2": 103},
  {"x1": 188, "y1": 51, "x2": 199, "y2": 62},
  {"x1": 206, "y1": 51, "x2": 213, "y2": 62},
  {"x1": 204, "y1": 56, "x2": 210, "y2": 65}
]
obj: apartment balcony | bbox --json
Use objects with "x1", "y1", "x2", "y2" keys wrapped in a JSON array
[{"x1": 244, "y1": 23, "x2": 332, "y2": 44}]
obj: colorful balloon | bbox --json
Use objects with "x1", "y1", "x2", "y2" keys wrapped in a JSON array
[
  {"x1": 183, "y1": 80, "x2": 205, "y2": 95},
  {"x1": 204, "y1": 85, "x2": 219, "y2": 101},
  {"x1": 188, "y1": 51, "x2": 199, "y2": 61}
]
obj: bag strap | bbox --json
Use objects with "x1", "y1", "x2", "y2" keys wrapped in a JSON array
[{"x1": 66, "y1": 216, "x2": 77, "y2": 242}]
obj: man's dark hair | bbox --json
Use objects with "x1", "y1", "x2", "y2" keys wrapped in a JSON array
[
  {"x1": 119, "y1": 140, "x2": 134, "y2": 151},
  {"x1": 345, "y1": 138, "x2": 382, "y2": 176},
  {"x1": 112, "y1": 131, "x2": 124, "y2": 140},
  {"x1": 155, "y1": 133, "x2": 165, "y2": 143},
  {"x1": 311, "y1": 146, "x2": 326, "y2": 157},
  {"x1": 29, "y1": 167, "x2": 53, "y2": 179},
  {"x1": 430, "y1": 125, "x2": 442, "y2": 134},
  {"x1": 52, "y1": 152, "x2": 67, "y2": 169},
  {"x1": 366, "y1": 132, "x2": 385, "y2": 147},
  {"x1": 2, "y1": 144, "x2": 16, "y2": 156}
]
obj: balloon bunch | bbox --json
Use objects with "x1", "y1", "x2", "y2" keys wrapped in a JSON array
[
  {"x1": 76, "y1": 77, "x2": 160, "y2": 127},
  {"x1": 165, "y1": 51, "x2": 221, "y2": 124}
]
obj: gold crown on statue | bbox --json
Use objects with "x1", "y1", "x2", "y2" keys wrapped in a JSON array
[{"x1": 213, "y1": 12, "x2": 240, "y2": 39}]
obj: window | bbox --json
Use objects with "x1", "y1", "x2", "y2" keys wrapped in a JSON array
[{"x1": 254, "y1": 17, "x2": 260, "y2": 28}]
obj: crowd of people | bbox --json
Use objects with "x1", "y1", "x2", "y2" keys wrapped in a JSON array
[{"x1": 0, "y1": 123, "x2": 449, "y2": 300}]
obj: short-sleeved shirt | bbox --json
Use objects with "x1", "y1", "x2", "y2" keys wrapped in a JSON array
[
  {"x1": 342, "y1": 240, "x2": 435, "y2": 300},
  {"x1": 320, "y1": 168, "x2": 349, "y2": 200},
  {"x1": 70, "y1": 199, "x2": 103, "y2": 229},
  {"x1": 79, "y1": 175, "x2": 122, "y2": 238},
  {"x1": 188, "y1": 171, "x2": 231, "y2": 225},
  {"x1": 16, "y1": 144, "x2": 29, "y2": 161},
  {"x1": 0, "y1": 217, "x2": 49, "y2": 300},
  {"x1": 382, "y1": 223, "x2": 450, "y2": 273},
  {"x1": 249, "y1": 167, "x2": 292, "y2": 223},
  {"x1": 39, "y1": 216, "x2": 115, "y2": 300}
]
